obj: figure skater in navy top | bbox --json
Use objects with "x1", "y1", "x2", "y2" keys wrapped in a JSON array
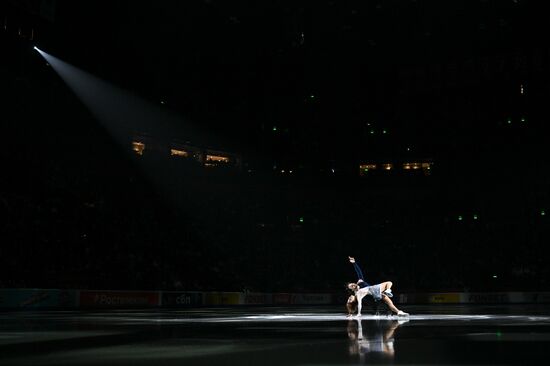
[{"x1": 346, "y1": 256, "x2": 408, "y2": 317}]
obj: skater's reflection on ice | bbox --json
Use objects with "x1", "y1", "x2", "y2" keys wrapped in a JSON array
[{"x1": 347, "y1": 318, "x2": 408, "y2": 361}]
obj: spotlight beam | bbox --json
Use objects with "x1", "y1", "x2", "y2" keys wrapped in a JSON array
[{"x1": 32, "y1": 48, "x2": 204, "y2": 145}]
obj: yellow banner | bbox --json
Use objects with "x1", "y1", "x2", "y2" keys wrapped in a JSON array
[{"x1": 429, "y1": 293, "x2": 461, "y2": 303}]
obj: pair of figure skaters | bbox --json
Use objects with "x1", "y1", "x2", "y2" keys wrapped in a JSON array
[{"x1": 346, "y1": 256, "x2": 409, "y2": 317}]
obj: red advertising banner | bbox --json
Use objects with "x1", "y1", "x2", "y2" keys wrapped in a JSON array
[{"x1": 80, "y1": 291, "x2": 160, "y2": 307}]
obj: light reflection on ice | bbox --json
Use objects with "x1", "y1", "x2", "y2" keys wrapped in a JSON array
[{"x1": 112, "y1": 313, "x2": 550, "y2": 324}]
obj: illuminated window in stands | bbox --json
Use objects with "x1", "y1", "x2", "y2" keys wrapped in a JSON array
[
  {"x1": 359, "y1": 164, "x2": 377, "y2": 176},
  {"x1": 359, "y1": 164, "x2": 377, "y2": 171},
  {"x1": 403, "y1": 162, "x2": 421, "y2": 170},
  {"x1": 132, "y1": 142, "x2": 145, "y2": 155},
  {"x1": 205, "y1": 155, "x2": 230, "y2": 167},
  {"x1": 206, "y1": 155, "x2": 230, "y2": 162},
  {"x1": 170, "y1": 149, "x2": 188, "y2": 157}
]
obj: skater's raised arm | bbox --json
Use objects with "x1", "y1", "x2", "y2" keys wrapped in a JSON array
[{"x1": 349, "y1": 256, "x2": 369, "y2": 286}]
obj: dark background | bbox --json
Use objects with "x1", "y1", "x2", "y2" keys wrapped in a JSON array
[{"x1": 1, "y1": 0, "x2": 549, "y2": 293}]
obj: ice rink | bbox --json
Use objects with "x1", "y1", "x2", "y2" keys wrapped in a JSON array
[{"x1": 1, "y1": 305, "x2": 549, "y2": 365}]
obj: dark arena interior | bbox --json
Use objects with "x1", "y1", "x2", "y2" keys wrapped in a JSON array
[{"x1": 2, "y1": 1, "x2": 550, "y2": 365}]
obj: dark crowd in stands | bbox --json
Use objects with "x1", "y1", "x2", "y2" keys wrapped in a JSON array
[
  {"x1": 2, "y1": 28, "x2": 550, "y2": 295},
  {"x1": 2, "y1": 147, "x2": 549, "y2": 293},
  {"x1": 2, "y1": 82, "x2": 549, "y2": 293}
]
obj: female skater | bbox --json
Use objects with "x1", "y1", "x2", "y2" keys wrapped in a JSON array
[{"x1": 347, "y1": 256, "x2": 408, "y2": 317}]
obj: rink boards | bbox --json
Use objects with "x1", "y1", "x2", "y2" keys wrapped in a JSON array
[{"x1": 1, "y1": 288, "x2": 550, "y2": 309}]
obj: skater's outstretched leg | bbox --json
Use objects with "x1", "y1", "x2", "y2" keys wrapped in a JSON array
[{"x1": 382, "y1": 295, "x2": 409, "y2": 316}]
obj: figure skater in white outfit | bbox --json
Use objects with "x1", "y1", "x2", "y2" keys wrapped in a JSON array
[{"x1": 347, "y1": 256, "x2": 409, "y2": 317}]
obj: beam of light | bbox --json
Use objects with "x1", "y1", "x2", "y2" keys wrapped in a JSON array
[{"x1": 33, "y1": 48, "x2": 203, "y2": 145}]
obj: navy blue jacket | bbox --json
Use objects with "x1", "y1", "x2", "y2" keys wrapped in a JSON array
[{"x1": 352, "y1": 261, "x2": 370, "y2": 288}]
